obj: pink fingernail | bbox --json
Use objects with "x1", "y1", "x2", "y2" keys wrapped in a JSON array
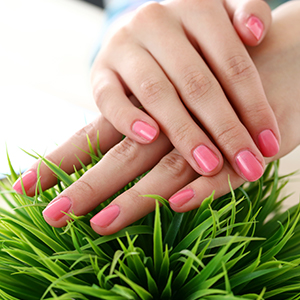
[
  {"x1": 13, "y1": 170, "x2": 37, "y2": 194},
  {"x1": 90, "y1": 205, "x2": 120, "y2": 228},
  {"x1": 258, "y1": 130, "x2": 279, "y2": 157},
  {"x1": 193, "y1": 145, "x2": 219, "y2": 173},
  {"x1": 43, "y1": 197, "x2": 72, "y2": 221},
  {"x1": 236, "y1": 150, "x2": 264, "y2": 182},
  {"x1": 132, "y1": 121, "x2": 157, "y2": 142},
  {"x1": 246, "y1": 16, "x2": 264, "y2": 41},
  {"x1": 169, "y1": 189, "x2": 195, "y2": 207}
]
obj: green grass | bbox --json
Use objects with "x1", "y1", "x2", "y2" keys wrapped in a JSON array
[{"x1": 1, "y1": 141, "x2": 300, "y2": 299}]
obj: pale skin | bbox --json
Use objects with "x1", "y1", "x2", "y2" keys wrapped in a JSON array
[
  {"x1": 13, "y1": 1, "x2": 300, "y2": 235},
  {"x1": 91, "y1": 0, "x2": 280, "y2": 182}
]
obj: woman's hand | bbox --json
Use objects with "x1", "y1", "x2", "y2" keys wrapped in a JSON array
[
  {"x1": 91, "y1": 0, "x2": 279, "y2": 182},
  {"x1": 13, "y1": 0, "x2": 300, "y2": 235}
]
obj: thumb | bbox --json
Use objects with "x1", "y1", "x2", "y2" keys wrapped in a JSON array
[{"x1": 225, "y1": 0, "x2": 272, "y2": 46}]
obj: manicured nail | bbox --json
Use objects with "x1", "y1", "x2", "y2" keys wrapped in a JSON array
[
  {"x1": 13, "y1": 170, "x2": 37, "y2": 194},
  {"x1": 169, "y1": 189, "x2": 195, "y2": 207},
  {"x1": 258, "y1": 130, "x2": 279, "y2": 157},
  {"x1": 90, "y1": 205, "x2": 120, "y2": 228},
  {"x1": 42, "y1": 197, "x2": 72, "y2": 221},
  {"x1": 246, "y1": 16, "x2": 263, "y2": 41},
  {"x1": 193, "y1": 145, "x2": 219, "y2": 173},
  {"x1": 236, "y1": 150, "x2": 264, "y2": 182},
  {"x1": 132, "y1": 121, "x2": 157, "y2": 142}
]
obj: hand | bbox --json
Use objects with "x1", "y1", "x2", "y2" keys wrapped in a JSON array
[
  {"x1": 91, "y1": 0, "x2": 279, "y2": 182},
  {"x1": 13, "y1": 0, "x2": 300, "y2": 235}
]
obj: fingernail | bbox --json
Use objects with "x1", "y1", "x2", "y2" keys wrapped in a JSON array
[
  {"x1": 236, "y1": 150, "x2": 264, "y2": 182},
  {"x1": 169, "y1": 189, "x2": 195, "y2": 207},
  {"x1": 132, "y1": 121, "x2": 157, "y2": 142},
  {"x1": 13, "y1": 170, "x2": 37, "y2": 194},
  {"x1": 258, "y1": 129, "x2": 279, "y2": 157},
  {"x1": 246, "y1": 16, "x2": 263, "y2": 41},
  {"x1": 193, "y1": 145, "x2": 219, "y2": 173},
  {"x1": 43, "y1": 197, "x2": 72, "y2": 221},
  {"x1": 90, "y1": 205, "x2": 120, "y2": 228}
]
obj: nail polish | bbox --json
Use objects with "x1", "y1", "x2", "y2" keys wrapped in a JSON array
[
  {"x1": 132, "y1": 121, "x2": 157, "y2": 141},
  {"x1": 246, "y1": 16, "x2": 264, "y2": 41},
  {"x1": 43, "y1": 197, "x2": 72, "y2": 221},
  {"x1": 258, "y1": 129, "x2": 279, "y2": 157},
  {"x1": 236, "y1": 150, "x2": 264, "y2": 182},
  {"x1": 13, "y1": 170, "x2": 37, "y2": 194},
  {"x1": 90, "y1": 205, "x2": 120, "y2": 228},
  {"x1": 169, "y1": 189, "x2": 195, "y2": 207},
  {"x1": 193, "y1": 145, "x2": 219, "y2": 173}
]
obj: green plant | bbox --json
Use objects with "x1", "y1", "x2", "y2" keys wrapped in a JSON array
[{"x1": 0, "y1": 142, "x2": 300, "y2": 300}]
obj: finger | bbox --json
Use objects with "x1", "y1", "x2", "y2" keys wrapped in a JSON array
[
  {"x1": 92, "y1": 68, "x2": 159, "y2": 144},
  {"x1": 42, "y1": 134, "x2": 173, "y2": 228},
  {"x1": 173, "y1": 0, "x2": 280, "y2": 158},
  {"x1": 90, "y1": 149, "x2": 198, "y2": 235},
  {"x1": 105, "y1": 41, "x2": 223, "y2": 176},
  {"x1": 169, "y1": 160, "x2": 245, "y2": 212},
  {"x1": 127, "y1": 2, "x2": 265, "y2": 182},
  {"x1": 13, "y1": 116, "x2": 123, "y2": 196},
  {"x1": 225, "y1": 0, "x2": 272, "y2": 46}
]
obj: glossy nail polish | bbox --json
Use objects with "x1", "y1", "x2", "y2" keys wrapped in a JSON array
[
  {"x1": 193, "y1": 145, "x2": 219, "y2": 173},
  {"x1": 169, "y1": 189, "x2": 195, "y2": 207},
  {"x1": 246, "y1": 16, "x2": 264, "y2": 41},
  {"x1": 42, "y1": 197, "x2": 72, "y2": 221},
  {"x1": 236, "y1": 150, "x2": 264, "y2": 182},
  {"x1": 90, "y1": 205, "x2": 120, "y2": 228},
  {"x1": 258, "y1": 129, "x2": 279, "y2": 157},
  {"x1": 132, "y1": 121, "x2": 157, "y2": 141},
  {"x1": 13, "y1": 170, "x2": 37, "y2": 194}
]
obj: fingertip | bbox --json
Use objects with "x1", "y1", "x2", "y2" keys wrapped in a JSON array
[
  {"x1": 192, "y1": 145, "x2": 224, "y2": 177},
  {"x1": 90, "y1": 205, "x2": 121, "y2": 235},
  {"x1": 245, "y1": 15, "x2": 264, "y2": 42},
  {"x1": 258, "y1": 129, "x2": 280, "y2": 157},
  {"x1": 235, "y1": 150, "x2": 265, "y2": 182},
  {"x1": 169, "y1": 188, "x2": 195, "y2": 212},
  {"x1": 13, "y1": 169, "x2": 37, "y2": 196},
  {"x1": 233, "y1": 1, "x2": 272, "y2": 46},
  {"x1": 131, "y1": 119, "x2": 159, "y2": 144},
  {"x1": 42, "y1": 196, "x2": 72, "y2": 227}
]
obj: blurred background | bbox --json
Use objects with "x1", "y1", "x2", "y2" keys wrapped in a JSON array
[{"x1": 0, "y1": 0, "x2": 299, "y2": 209}]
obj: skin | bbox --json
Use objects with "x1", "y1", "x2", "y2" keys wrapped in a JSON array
[
  {"x1": 13, "y1": 1, "x2": 300, "y2": 235},
  {"x1": 90, "y1": 0, "x2": 279, "y2": 182}
]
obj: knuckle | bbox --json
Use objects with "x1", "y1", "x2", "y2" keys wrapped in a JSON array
[
  {"x1": 74, "y1": 122, "x2": 97, "y2": 142},
  {"x1": 243, "y1": 102, "x2": 270, "y2": 117},
  {"x1": 112, "y1": 106, "x2": 128, "y2": 125},
  {"x1": 170, "y1": 122, "x2": 194, "y2": 145},
  {"x1": 107, "y1": 138, "x2": 138, "y2": 165},
  {"x1": 223, "y1": 55, "x2": 255, "y2": 83},
  {"x1": 177, "y1": 0, "x2": 211, "y2": 7},
  {"x1": 181, "y1": 68, "x2": 213, "y2": 104},
  {"x1": 123, "y1": 188, "x2": 146, "y2": 207},
  {"x1": 158, "y1": 152, "x2": 190, "y2": 180},
  {"x1": 133, "y1": 1, "x2": 164, "y2": 26},
  {"x1": 92, "y1": 80, "x2": 111, "y2": 109},
  {"x1": 73, "y1": 179, "x2": 95, "y2": 196},
  {"x1": 140, "y1": 77, "x2": 170, "y2": 106},
  {"x1": 214, "y1": 120, "x2": 241, "y2": 145}
]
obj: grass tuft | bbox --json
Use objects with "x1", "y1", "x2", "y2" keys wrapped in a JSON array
[{"x1": 1, "y1": 140, "x2": 300, "y2": 299}]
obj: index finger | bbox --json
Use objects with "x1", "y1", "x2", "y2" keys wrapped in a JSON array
[{"x1": 13, "y1": 116, "x2": 123, "y2": 196}]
